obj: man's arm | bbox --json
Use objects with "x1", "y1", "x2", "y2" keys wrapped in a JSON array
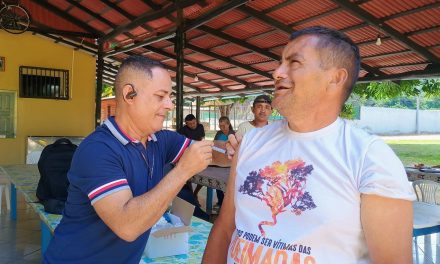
[
  {"x1": 93, "y1": 140, "x2": 213, "y2": 242},
  {"x1": 361, "y1": 194, "x2": 413, "y2": 264},
  {"x1": 202, "y1": 150, "x2": 239, "y2": 263}
]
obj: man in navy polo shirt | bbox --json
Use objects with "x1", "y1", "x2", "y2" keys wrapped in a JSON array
[{"x1": 44, "y1": 56, "x2": 214, "y2": 263}]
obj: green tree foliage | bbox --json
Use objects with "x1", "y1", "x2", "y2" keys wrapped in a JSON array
[
  {"x1": 101, "y1": 84, "x2": 115, "y2": 97},
  {"x1": 341, "y1": 79, "x2": 440, "y2": 118},
  {"x1": 353, "y1": 79, "x2": 440, "y2": 100}
]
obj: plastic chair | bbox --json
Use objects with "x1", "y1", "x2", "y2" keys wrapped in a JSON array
[{"x1": 412, "y1": 180, "x2": 440, "y2": 205}]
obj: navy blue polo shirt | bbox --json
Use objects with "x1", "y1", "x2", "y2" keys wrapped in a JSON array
[{"x1": 44, "y1": 117, "x2": 191, "y2": 264}]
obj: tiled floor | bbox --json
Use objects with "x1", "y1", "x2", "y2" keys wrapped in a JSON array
[
  {"x1": 1, "y1": 191, "x2": 439, "y2": 264},
  {"x1": 0, "y1": 193, "x2": 41, "y2": 264}
]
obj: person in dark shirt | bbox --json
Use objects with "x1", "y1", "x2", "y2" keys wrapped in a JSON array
[
  {"x1": 177, "y1": 114, "x2": 205, "y2": 141},
  {"x1": 177, "y1": 114, "x2": 206, "y2": 207}
]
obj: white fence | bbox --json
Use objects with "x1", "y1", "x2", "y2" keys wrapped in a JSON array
[
  {"x1": 165, "y1": 105, "x2": 440, "y2": 135},
  {"x1": 351, "y1": 106, "x2": 440, "y2": 135}
]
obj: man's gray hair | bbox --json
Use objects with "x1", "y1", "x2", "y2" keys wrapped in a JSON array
[{"x1": 290, "y1": 26, "x2": 361, "y2": 102}]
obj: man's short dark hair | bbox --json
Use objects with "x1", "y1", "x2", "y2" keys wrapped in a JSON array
[
  {"x1": 290, "y1": 26, "x2": 360, "y2": 102},
  {"x1": 114, "y1": 56, "x2": 165, "y2": 98},
  {"x1": 253, "y1": 94, "x2": 272, "y2": 107},
  {"x1": 184, "y1": 114, "x2": 196, "y2": 122}
]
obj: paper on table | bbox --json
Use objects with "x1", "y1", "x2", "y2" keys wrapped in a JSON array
[{"x1": 212, "y1": 145, "x2": 226, "y2": 154}]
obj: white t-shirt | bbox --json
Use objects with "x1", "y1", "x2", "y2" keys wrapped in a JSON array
[
  {"x1": 227, "y1": 118, "x2": 415, "y2": 264},
  {"x1": 236, "y1": 121, "x2": 255, "y2": 137}
]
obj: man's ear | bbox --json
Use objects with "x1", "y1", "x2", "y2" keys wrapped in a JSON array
[
  {"x1": 328, "y1": 68, "x2": 348, "y2": 92},
  {"x1": 122, "y1": 84, "x2": 136, "y2": 102}
]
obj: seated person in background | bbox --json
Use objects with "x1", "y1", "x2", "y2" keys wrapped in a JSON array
[
  {"x1": 177, "y1": 114, "x2": 206, "y2": 203},
  {"x1": 236, "y1": 95, "x2": 272, "y2": 137},
  {"x1": 213, "y1": 116, "x2": 235, "y2": 210},
  {"x1": 214, "y1": 116, "x2": 235, "y2": 141},
  {"x1": 178, "y1": 114, "x2": 205, "y2": 141}
]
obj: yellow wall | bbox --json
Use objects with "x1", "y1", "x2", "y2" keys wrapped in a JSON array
[{"x1": 0, "y1": 31, "x2": 96, "y2": 165}]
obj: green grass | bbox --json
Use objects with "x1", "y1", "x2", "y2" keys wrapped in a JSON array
[{"x1": 385, "y1": 140, "x2": 440, "y2": 167}]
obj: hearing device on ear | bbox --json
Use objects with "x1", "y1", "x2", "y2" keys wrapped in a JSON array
[{"x1": 125, "y1": 84, "x2": 137, "y2": 99}]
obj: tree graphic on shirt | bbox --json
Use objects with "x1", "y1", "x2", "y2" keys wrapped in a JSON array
[{"x1": 239, "y1": 160, "x2": 316, "y2": 237}]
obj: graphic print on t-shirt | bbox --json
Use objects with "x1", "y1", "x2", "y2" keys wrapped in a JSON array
[{"x1": 239, "y1": 160, "x2": 317, "y2": 237}]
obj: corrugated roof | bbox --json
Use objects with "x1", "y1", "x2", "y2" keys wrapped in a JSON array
[
  {"x1": 11, "y1": 0, "x2": 440, "y2": 97},
  {"x1": 385, "y1": 7, "x2": 440, "y2": 34},
  {"x1": 360, "y1": 0, "x2": 437, "y2": 19}
]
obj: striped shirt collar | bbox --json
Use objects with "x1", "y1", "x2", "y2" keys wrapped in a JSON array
[{"x1": 103, "y1": 116, "x2": 157, "y2": 145}]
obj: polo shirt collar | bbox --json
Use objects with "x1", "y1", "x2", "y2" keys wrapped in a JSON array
[{"x1": 104, "y1": 117, "x2": 157, "y2": 145}]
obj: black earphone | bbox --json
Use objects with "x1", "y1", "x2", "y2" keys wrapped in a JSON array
[{"x1": 125, "y1": 84, "x2": 137, "y2": 99}]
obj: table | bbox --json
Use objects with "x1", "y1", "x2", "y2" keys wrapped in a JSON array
[
  {"x1": 406, "y1": 167, "x2": 440, "y2": 182},
  {"x1": 413, "y1": 201, "x2": 440, "y2": 237},
  {"x1": 1, "y1": 164, "x2": 212, "y2": 263},
  {"x1": 0, "y1": 164, "x2": 40, "y2": 220},
  {"x1": 190, "y1": 166, "x2": 230, "y2": 212}
]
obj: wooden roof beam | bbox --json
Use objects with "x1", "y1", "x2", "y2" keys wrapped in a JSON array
[{"x1": 333, "y1": 0, "x2": 440, "y2": 64}]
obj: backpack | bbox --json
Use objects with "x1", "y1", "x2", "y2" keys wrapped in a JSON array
[{"x1": 36, "y1": 138, "x2": 77, "y2": 214}]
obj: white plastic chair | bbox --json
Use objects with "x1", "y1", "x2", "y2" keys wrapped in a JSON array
[
  {"x1": 412, "y1": 180, "x2": 440, "y2": 255},
  {"x1": 412, "y1": 180, "x2": 440, "y2": 205}
]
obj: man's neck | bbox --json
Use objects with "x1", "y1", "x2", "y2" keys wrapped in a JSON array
[
  {"x1": 285, "y1": 112, "x2": 339, "y2": 133},
  {"x1": 114, "y1": 115, "x2": 150, "y2": 146},
  {"x1": 251, "y1": 119, "x2": 268, "y2": 128}
]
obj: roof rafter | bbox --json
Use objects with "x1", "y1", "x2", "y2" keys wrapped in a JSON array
[
  {"x1": 34, "y1": 31, "x2": 96, "y2": 54},
  {"x1": 381, "y1": 2, "x2": 440, "y2": 21},
  {"x1": 101, "y1": 0, "x2": 155, "y2": 32},
  {"x1": 141, "y1": 53, "x2": 224, "y2": 91},
  {"x1": 185, "y1": 43, "x2": 273, "y2": 79},
  {"x1": 145, "y1": 46, "x2": 272, "y2": 91},
  {"x1": 239, "y1": 5, "x2": 385, "y2": 76},
  {"x1": 66, "y1": 0, "x2": 135, "y2": 39},
  {"x1": 184, "y1": 84, "x2": 274, "y2": 98},
  {"x1": 32, "y1": 1, "x2": 103, "y2": 37},
  {"x1": 333, "y1": 0, "x2": 440, "y2": 64},
  {"x1": 262, "y1": 0, "x2": 300, "y2": 14},
  {"x1": 104, "y1": 0, "x2": 247, "y2": 57},
  {"x1": 378, "y1": 62, "x2": 430, "y2": 70},
  {"x1": 238, "y1": 6, "x2": 292, "y2": 34},
  {"x1": 359, "y1": 65, "x2": 440, "y2": 82},
  {"x1": 102, "y1": 0, "x2": 198, "y2": 42},
  {"x1": 28, "y1": 26, "x2": 97, "y2": 39},
  {"x1": 184, "y1": 0, "x2": 249, "y2": 32},
  {"x1": 406, "y1": 25, "x2": 440, "y2": 37},
  {"x1": 362, "y1": 50, "x2": 414, "y2": 60},
  {"x1": 199, "y1": 25, "x2": 278, "y2": 60},
  {"x1": 289, "y1": 7, "x2": 343, "y2": 27}
]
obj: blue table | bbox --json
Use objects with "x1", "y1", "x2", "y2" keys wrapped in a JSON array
[
  {"x1": 1, "y1": 164, "x2": 213, "y2": 263},
  {"x1": 413, "y1": 201, "x2": 440, "y2": 237}
]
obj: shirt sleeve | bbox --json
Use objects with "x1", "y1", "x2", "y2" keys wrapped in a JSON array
[
  {"x1": 68, "y1": 141, "x2": 130, "y2": 205},
  {"x1": 359, "y1": 139, "x2": 416, "y2": 201},
  {"x1": 159, "y1": 130, "x2": 191, "y2": 164},
  {"x1": 236, "y1": 123, "x2": 245, "y2": 137}
]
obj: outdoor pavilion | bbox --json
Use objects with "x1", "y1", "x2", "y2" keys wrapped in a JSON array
[{"x1": 11, "y1": 0, "x2": 440, "y2": 129}]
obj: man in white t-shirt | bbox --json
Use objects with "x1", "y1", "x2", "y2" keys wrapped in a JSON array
[
  {"x1": 203, "y1": 26, "x2": 415, "y2": 264},
  {"x1": 236, "y1": 95, "x2": 272, "y2": 137}
]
